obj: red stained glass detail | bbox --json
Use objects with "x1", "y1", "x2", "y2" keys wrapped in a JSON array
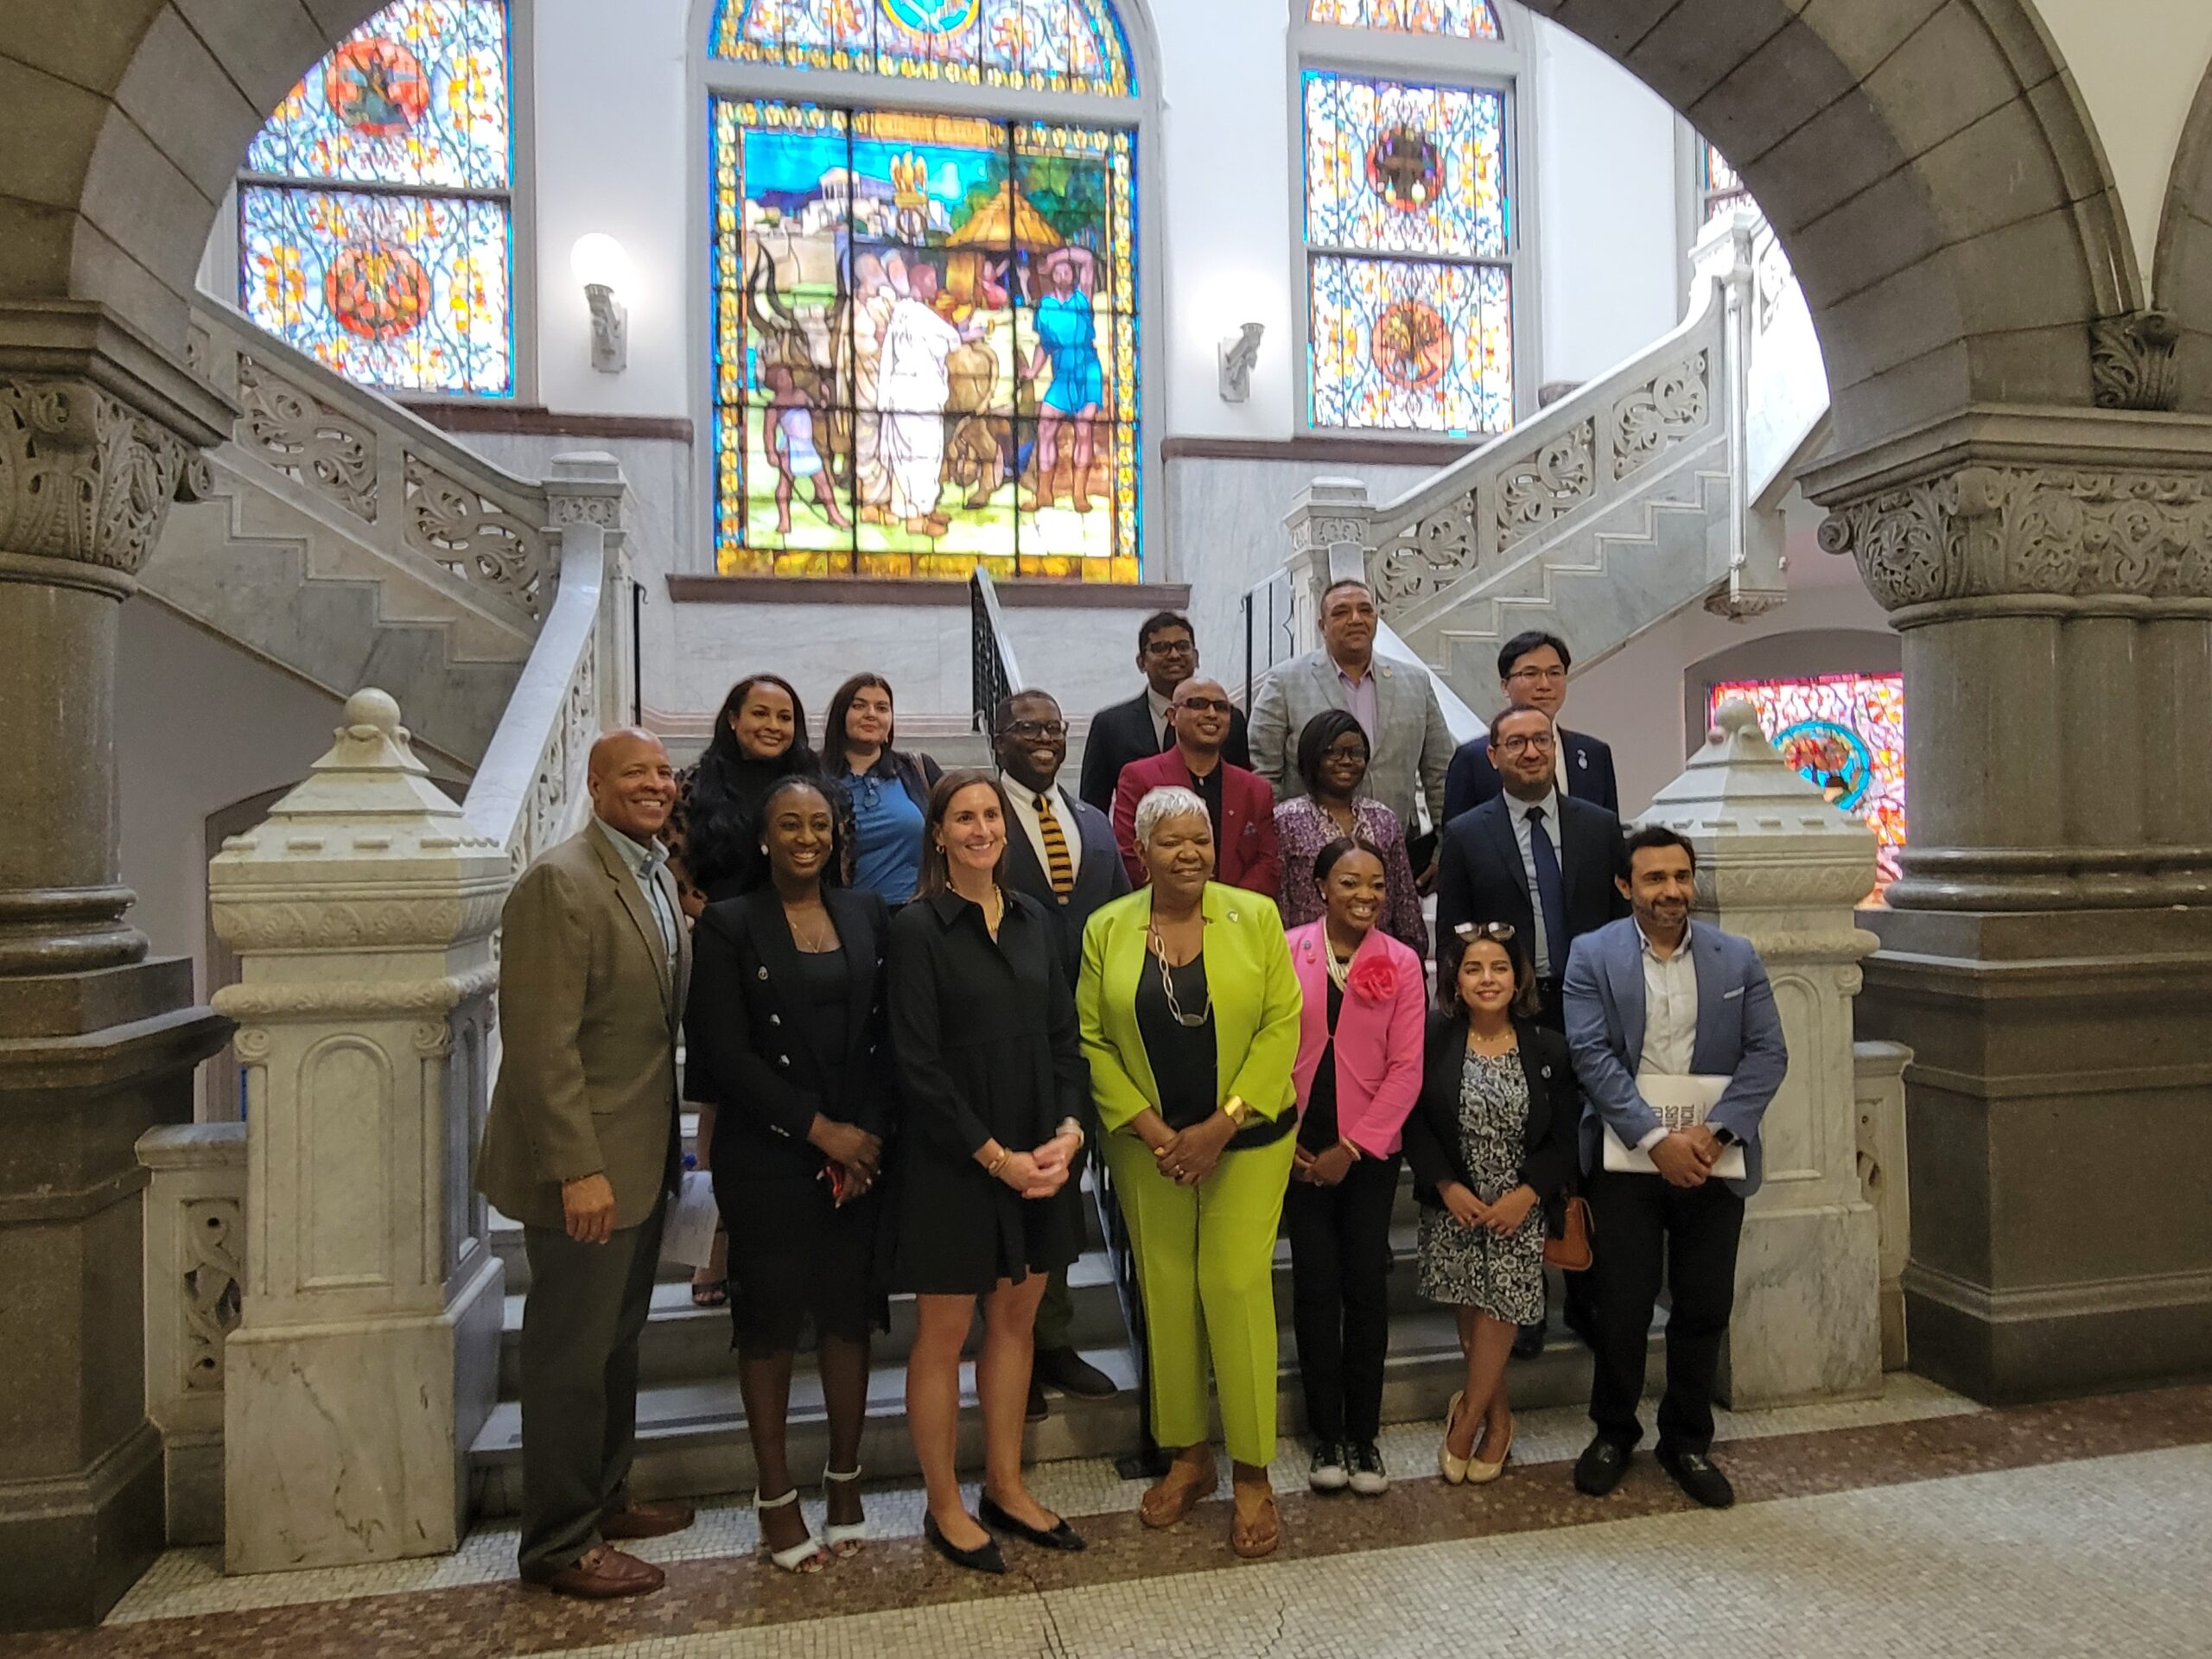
[
  {"x1": 327, "y1": 243, "x2": 432, "y2": 339},
  {"x1": 326, "y1": 38, "x2": 432, "y2": 137}
]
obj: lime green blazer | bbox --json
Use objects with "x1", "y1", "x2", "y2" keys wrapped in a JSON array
[{"x1": 1077, "y1": 882, "x2": 1304, "y2": 1135}]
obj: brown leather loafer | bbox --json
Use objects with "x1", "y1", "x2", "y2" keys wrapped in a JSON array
[
  {"x1": 601, "y1": 1499, "x2": 696, "y2": 1541},
  {"x1": 523, "y1": 1544, "x2": 665, "y2": 1599}
]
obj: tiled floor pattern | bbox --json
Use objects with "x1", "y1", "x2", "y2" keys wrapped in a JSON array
[
  {"x1": 9, "y1": 1379, "x2": 2205, "y2": 1657},
  {"x1": 104, "y1": 1374, "x2": 1980, "y2": 1626}
]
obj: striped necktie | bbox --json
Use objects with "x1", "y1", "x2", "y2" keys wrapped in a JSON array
[{"x1": 1034, "y1": 791, "x2": 1076, "y2": 899}]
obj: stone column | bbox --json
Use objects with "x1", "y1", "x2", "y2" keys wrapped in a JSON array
[
  {"x1": 0, "y1": 310, "x2": 233, "y2": 1629},
  {"x1": 1281, "y1": 477, "x2": 1374, "y2": 655},
  {"x1": 1642, "y1": 700, "x2": 1885, "y2": 1408},
  {"x1": 1808, "y1": 408, "x2": 2212, "y2": 1402},
  {"x1": 208, "y1": 690, "x2": 507, "y2": 1573}
]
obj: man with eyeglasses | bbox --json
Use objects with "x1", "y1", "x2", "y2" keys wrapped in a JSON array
[
  {"x1": 1443, "y1": 632, "x2": 1619, "y2": 824},
  {"x1": 1112, "y1": 677, "x2": 1281, "y2": 897},
  {"x1": 1079, "y1": 611, "x2": 1252, "y2": 813},
  {"x1": 993, "y1": 687, "x2": 1129, "y2": 1419}
]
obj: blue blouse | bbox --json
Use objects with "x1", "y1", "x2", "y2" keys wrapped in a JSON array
[{"x1": 846, "y1": 766, "x2": 926, "y2": 904}]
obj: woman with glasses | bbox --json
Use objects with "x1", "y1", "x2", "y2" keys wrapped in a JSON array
[
  {"x1": 1274, "y1": 710, "x2": 1427, "y2": 953},
  {"x1": 823, "y1": 672, "x2": 939, "y2": 906},
  {"x1": 1077, "y1": 785, "x2": 1302, "y2": 1559},
  {"x1": 1402, "y1": 922, "x2": 1579, "y2": 1485}
]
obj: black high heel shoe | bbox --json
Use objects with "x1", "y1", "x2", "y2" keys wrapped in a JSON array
[
  {"x1": 979, "y1": 1493, "x2": 1087, "y2": 1552},
  {"x1": 924, "y1": 1511, "x2": 1007, "y2": 1575}
]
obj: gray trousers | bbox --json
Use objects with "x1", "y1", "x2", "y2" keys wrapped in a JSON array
[{"x1": 518, "y1": 1200, "x2": 665, "y2": 1573}]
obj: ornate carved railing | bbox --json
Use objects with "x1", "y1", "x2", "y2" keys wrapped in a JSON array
[
  {"x1": 185, "y1": 297, "x2": 556, "y2": 628},
  {"x1": 969, "y1": 566, "x2": 1025, "y2": 734}
]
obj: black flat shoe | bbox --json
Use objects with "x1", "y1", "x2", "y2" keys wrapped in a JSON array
[
  {"x1": 923, "y1": 1511, "x2": 1007, "y2": 1574},
  {"x1": 1573, "y1": 1436, "x2": 1632, "y2": 1497},
  {"x1": 979, "y1": 1493, "x2": 1087, "y2": 1551},
  {"x1": 1657, "y1": 1446, "x2": 1735, "y2": 1510}
]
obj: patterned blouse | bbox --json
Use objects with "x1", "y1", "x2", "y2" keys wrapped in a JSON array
[{"x1": 1272, "y1": 795, "x2": 1428, "y2": 956}]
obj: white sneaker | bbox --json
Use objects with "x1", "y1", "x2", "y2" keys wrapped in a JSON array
[
  {"x1": 1348, "y1": 1441, "x2": 1389, "y2": 1496},
  {"x1": 1307, "y1": 1440, "x2": 1350, "y2": 1492}
]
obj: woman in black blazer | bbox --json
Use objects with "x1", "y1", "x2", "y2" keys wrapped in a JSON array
[
  {"x1": 684, "y1": 776, "x2": 892, "y2": 1575},
  {"x1": 1402, "y1": 921, "x2": 1579, "y2": 1486}
]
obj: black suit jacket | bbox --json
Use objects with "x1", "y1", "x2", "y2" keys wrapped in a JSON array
[
  {"x1": 1000, "y1": 786, "x2": 1131, "y2": 980},
  {"x1": 1402, "y1": 1014, "x2": 1580, "y2": 1215},
  {"x1": 1078, "y1": 690, "x2": 1252, "y2": 813},
  {"x1": 1444, "y1": 728, "x2": 1618, "y2": 823},
  {"x1": 684, "y1": 885, "x2": 893, "y2": 1179},
  {"x1": 1434, "y1": 794, "x2": 1629, "y2": 977}
]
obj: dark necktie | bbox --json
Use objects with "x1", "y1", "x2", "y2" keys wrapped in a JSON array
[
  {"x1": 1034, "y1": 792, "x2": 1075, "y2": 899},
  {"x1": 1526, "y1": 805, "x2": 1568, "y2": 975},
  {"x1": 1157, "y1": 710, "x2": 1173, "y2": 753}
]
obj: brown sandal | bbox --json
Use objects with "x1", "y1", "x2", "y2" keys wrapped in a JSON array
[
  {"x1": 1230, "y1": 1479, "x2": 1280, "y2": 1559},
  {"x1": 1140, "y1": 1448, "x2": 1217, "y2": 1529}
]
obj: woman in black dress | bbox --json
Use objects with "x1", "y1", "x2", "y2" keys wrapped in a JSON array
[
  {"x1": 887, "y1": 771, "x2": 1090, "y2": 1574},
  {"x1": 684, "y1": 777, "x2": 891, "y2": 1573}
]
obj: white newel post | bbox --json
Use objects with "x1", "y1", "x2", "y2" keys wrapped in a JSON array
[
  {"x1": 543, "y1": 450, "x2": 632, "y2": 734},
  {"x1": 209, "y1": 690, "x2": 509, "y2": 1573},
  {"x1": 1282, "y1": 477, "x2": 1374, "y2": 656},
  {"x1": 1641, "y1": 699, "x2": 1885, "y2": 1408}
]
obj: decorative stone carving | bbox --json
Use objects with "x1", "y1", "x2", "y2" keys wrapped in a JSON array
[
  {"x1": 237, "y1": 356, "x2": 378, "y2": 521},
  {"x1": 404, "y1": 452, "x2": 550, "y2": 619},
  {"x1": 1373, "y1": 495, "x2": 1481, "y2": 607},
  {"x1": 1611, "y1": 351, "x2": 1710, "y2": 480},
  {"x1": 2090, "y1": 309, "x2": 2180, "y2": 412},
  {"x1": 1496, "y1": 420, "x2": 1593, "y2": 549},
  {"x1": 547, "y1": 492, "x2": 619, "y2": 527},
  {"x1": 0, "y1": 375, "x2": 197, "y2": 574},
  {"x1": 181, "y1": 1198, "x2": 244, "y2": 1392}
]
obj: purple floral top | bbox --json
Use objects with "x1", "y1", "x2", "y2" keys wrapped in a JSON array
[{"x1": 1272, "y1": 795, "x2": 1428, "y2": 956}]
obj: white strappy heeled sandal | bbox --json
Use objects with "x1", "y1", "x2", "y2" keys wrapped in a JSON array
[
  {"x1": 754, "y1": 1486, "x2": 827, "y2": 1573},
  {"x1": 822, "y1": 1464, "x2": 868, "y2": 1557}
]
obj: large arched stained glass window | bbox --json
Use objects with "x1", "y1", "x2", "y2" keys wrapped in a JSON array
[
  {"x1": 1708, "y1": 673, "x2": 1906, "y2": 894},
  {"x1": 708, "y1": 0, "x2": 1142, "y2": 582},
  {"x1": 239, "y1": 0, "x2": 515, "y2": 397},
  {"x1": 1307, "y1": 0, "x2": 1502, "y2": 38}
]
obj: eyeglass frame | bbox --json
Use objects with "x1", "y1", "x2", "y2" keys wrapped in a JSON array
[
  {"x1": 999, "y1": 718, "x2": 1071, "y2": 741},
  {"x1": 1494, "y1": 731, "x2": 1557, "y2": 755}
]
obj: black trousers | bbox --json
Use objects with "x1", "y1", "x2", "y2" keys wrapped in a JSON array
[
  {"x1": 518, "y1": 1198, "x2": 665, "y2": 1573},
  {"x1": 1586, "y1": 1170, "x2": 1744, "y2": 1456},
  {"x1": 1285, "y1": 1153, "x2": 1401, "y2": 1446}
]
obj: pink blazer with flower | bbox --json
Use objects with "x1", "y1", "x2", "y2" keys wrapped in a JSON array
[{"x1": 1287, "y1": 921, "x2": 1427, "y2": 1158}]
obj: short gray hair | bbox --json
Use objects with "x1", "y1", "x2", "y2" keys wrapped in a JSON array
[{"x1": 1134, "y1": 785, "x2": 1211, "y2": 848}]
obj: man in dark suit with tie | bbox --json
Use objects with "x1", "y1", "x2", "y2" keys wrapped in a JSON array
[
  {"x1": 994, "y1": 688, "x2": 1128, "y2": 1419},
  {"x1": 1434, "y1": 704, "x2": 1628, "y2": 1357},
  {"x1": 1443, "y1": 631, "x2": 1619, "y2": 823},
  {"x1": 1078, "y1": 610, "x2": 1250, "y2": 813}
]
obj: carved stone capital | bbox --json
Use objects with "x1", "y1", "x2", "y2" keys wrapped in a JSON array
[
  {"x1": 0, "y1": 375, "x2": 201, "y2": 580},
  {"x1": 2090, "y1": 310, "x2": 2180, "y2": 413}
]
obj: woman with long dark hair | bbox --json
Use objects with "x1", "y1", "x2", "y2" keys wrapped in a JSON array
[{"x1": 823, "y1": 672, "x2": 938, "y2": 906}]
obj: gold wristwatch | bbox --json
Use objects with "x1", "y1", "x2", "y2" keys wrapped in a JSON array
[{"x1": 1222, "y1": 1096, "x2": 1255, "y2": 1129}]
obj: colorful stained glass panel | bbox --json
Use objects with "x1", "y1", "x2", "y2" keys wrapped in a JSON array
[
  {"x1": 245, "y1": 0, "x2": 511, "y2": 189},
  {"x1": 1701, "y1": 138, "x2": 1751, "y2": 224},
  {"x1": 713, "y1": 0, "x2": 1135, "y2": 95},
  {"x1": 712, "y1": 97, "x2": 1139, "y2": 580},
  {"x1": 1309, "y1": 254, "x2": 1510, "y2": 433},
  {"x1": 1707, "y1": 673, "x2": 1907, "y2": 893},
  {"x1": 239, "y1": 184, "x2": 512, "y2": 395},
  {"x1": 1304, "y1": 70, "x2": 1506, "y2": 259},
  {"x1": 1307, "y1": 0, "x2": 1503, "y2": 40}
]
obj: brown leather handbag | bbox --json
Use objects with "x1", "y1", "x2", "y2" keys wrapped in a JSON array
[{"x1": 1543, "y1": 1195, "x2": 1594, "y2": 1272}]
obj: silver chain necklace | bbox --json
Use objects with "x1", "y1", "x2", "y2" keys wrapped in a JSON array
[{"x1": 1147, "y1": 922, "x2": 1211, "y2": 1028}]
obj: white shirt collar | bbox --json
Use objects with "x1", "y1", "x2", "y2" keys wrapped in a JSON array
[
  {"x1": 594, "y1": 817, "x2": 666, "y2": 878},
  {"x1": 1635, "y1": 917, "x2": 1693, "y2": 961},
  {"x1": 1503, "y1": 787, "x2": 1560, "y2": 824}
]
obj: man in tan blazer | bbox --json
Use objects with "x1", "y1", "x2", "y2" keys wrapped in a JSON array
[{"x1": 479, "y1": 728, "x2": 696, "y2": 1598}]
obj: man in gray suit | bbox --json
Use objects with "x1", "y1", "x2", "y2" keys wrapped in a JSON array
[
  {"x1": 1248, "y1": 577, "x2": 1453, "y2": 872},
  {"x1": 478, "y1": 729, "x2": 696, "y2": 1597},
  {"x1": 1561, "y1": 824, "x2": 1787, "y2": 1511}
]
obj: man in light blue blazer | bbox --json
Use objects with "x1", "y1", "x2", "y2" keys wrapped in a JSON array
[{"x1": 1561, "y1": 823, "x2": 1786, "y2": 1510}]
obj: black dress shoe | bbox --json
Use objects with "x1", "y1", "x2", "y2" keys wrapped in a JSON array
[
  {"x1": 1573, "y1": 1436, "x2": 1632, "y2": 1497},
  {"x1": 924, "y1": 1512, "x2": 1007, "y2": 1575},
  {"x1": 1034, "y1": 1346, "x2": 1119, "y2": 1400},
  {"x1": 1657, "y1": 1446, "x2": 1735, "y2": 1509},
  {"x1": 1510, "y1": 1322, "x2": 1545, "y2": 1359},
  {"x1": 979, "y1": 1493, "x2": 1087, "y2": 1551},
  {"x1": 1026, "y1": 1376, "x2": 1049, "y2": 1421}
]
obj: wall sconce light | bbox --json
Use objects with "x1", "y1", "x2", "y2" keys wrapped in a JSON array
[
  {"x1": 1218, "y1": 321, "x2": 1264, "y2": 403},
  {"x1": 570, "y1": 233, "x2": 632, "y2": 374}
]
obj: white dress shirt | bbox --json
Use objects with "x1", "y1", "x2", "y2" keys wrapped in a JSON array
[
  {"x1": 1503, "y1": 787, "x2": 1561, "y2": 976},
  {"x1": 1633, "y1": 918, "x2": 1699, "y2": 1150},
  {"x1": 1004, "y1": 779, "x2": 1090, "y2": 880},
  {"x1": 595, "y1": 817, "x2": 678, "y2": 968}
]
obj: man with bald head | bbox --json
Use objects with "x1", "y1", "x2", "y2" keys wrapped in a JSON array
[
  {"x1": 1112, "y1": 677, "x2": 1281, "y2": 897},
  {"x1": 479, "y1": 729, "x2": 696, "y2": 1598}
]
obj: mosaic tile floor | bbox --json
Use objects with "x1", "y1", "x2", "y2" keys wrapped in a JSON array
[{"x1": 7, "y1": 1376, "x2": 2206, "y2": 1658}]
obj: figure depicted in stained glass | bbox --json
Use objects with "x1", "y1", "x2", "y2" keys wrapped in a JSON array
[
  {"x1": 763, "y1": 362, "x2": 854, "y2": 534},
  {"x1": 878, "y1": 262, "x2": 976, "y2": 536},
  {"x1": 1025, "y1": 246, "x2": 1104, "y2": 514}
]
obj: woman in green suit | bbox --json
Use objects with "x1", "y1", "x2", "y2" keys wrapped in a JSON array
[{"x1": 1077, "y1": 785, "x2": 1302, "y2": 1560}]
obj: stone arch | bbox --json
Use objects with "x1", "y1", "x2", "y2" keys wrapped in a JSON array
[{"x1": 2153, "y1": 59, "x2": 2212, "y2": 411}]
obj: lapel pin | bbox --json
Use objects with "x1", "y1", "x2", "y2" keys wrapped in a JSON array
[
  {"x1": 1577, "y1": 752, "x2": 1587, "y2": 770},
  {"x1": 756, "y1": 966, "x2": 768, "y2": 980}
]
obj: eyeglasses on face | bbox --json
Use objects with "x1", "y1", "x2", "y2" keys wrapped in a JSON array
[
  {"x1": 1001, "y1": 719, "x2": 1069, "y2": 741},
  {"x1": 1496, "y1": 732, "x2": 1557, "y2": 755},
  {"x1": 1175, "y1": 697, "x2": 1233, "y2": 715},
  {"x1": 1508, "y1": 665, "x2": 1569, "y2": 683},
  {"x1": 1143, "y1": 638, "x2": 1196, "y2": 656},
  {"x1": 1455, "y1": 921, "x2": 1517, "y2": 942}
]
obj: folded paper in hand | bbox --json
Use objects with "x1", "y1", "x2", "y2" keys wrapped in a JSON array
[
  {"x1": 1602, "y1": 1072, "x2": 1745, "y2": 1179},
  {"x1": 659, "y1": 1168, "x2": 721, "y2": 1268}
]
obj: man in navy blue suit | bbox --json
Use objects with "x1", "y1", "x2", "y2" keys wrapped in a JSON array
[{"x1": 1444, "y1": 631, "x2": 1618, "y2": 823}]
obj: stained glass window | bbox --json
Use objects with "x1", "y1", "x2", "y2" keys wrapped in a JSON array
[
  {"x1": 239, "y1": 0, "x2": 514, "y2": 397},
  {"x1": 711, "y1": 0, "x2": 1135, "y2": 97},
  {"x1": 1700, "y1": 137, "x2": 1751, "y2": 224},
  {"x1": 1708, "y1": 673, "x2": 1907, "y2": 895},
  {"x1": 1301, "y1": 67, "x2": 1514, "y2": 434},
  {"x1": 1307, "y1": 0, "x2": 1503, "y2": 40},
  {"x1": 709, "y1": 98, "x2": 1140, "y2": 580}
]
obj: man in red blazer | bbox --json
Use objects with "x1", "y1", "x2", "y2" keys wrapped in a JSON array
[{"x1": 1113, "y1": 677, "x2": 1281, "y2": 897}]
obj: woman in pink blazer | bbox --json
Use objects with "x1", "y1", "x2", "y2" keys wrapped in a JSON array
[{"x1": 1284, "y1": 837, "x2": 1427, "y2": 1497}]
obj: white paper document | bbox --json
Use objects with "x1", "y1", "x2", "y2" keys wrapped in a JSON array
[
  {"x1": 1601, "y1": 1072, "x2": 1746, "y2": 1179},
  {"x1": 659, "y1": 1168, "x2": 722, "y2": 1268}
]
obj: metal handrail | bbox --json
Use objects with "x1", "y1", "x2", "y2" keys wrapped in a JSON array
[{"x1": 968, "y1": 566, "x2": 1026, "y2": 734}]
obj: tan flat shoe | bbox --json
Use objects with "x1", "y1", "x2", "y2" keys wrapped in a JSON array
[
  {"x1": 1468, "y1": 1415, "x2": 1515, "y2": 1485},
  {"x1": 1140, "y1": 1449, "x2": 1217, "y2": 1529},
  {"x1": 1230, "y1": 1479, "x2": 1280, "y2": 1559},
  {"x1": 1439, "y1": 1390, "x2": 1472, "y2": 1485}
]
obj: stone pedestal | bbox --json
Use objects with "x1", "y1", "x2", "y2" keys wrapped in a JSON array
[
  {"x1": 209, "y1": 690, "x2": 507, "y2": 1573},
  {"x1": 1643, "y1": 700, "x2": 1885, "y2": 1410},
  {"x1": 0, "y1": 311, "x2": 234, "y2": 1629}
]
